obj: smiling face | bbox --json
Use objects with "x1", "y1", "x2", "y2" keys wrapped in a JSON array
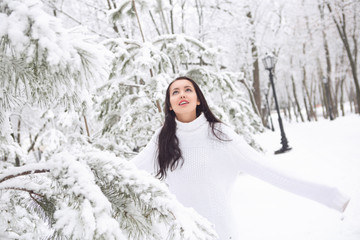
[{"x1": 169, "y1": 79, "x2": 200, "y2": 122}]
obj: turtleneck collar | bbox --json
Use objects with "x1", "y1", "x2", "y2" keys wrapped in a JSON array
[{"x1": 175, "y1": 113, "x2": 208, "y2": 132}]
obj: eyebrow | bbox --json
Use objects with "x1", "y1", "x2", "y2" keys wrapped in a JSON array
[{"x1": 171, "y1": 85, "x2": 193, "y2": 91}]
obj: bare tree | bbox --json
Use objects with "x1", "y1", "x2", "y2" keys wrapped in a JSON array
[{"x1": 327, "y1": 1, "x2": 360, "y2": 113}]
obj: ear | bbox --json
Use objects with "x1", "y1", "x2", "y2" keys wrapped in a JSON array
[
  {"x1": 170, "y1": 106, "x2": 173, "y2": 110},
  {"x1": 197, "y1": 99, "x2": 200, "y2": 105}
]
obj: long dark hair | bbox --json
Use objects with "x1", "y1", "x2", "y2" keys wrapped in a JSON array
[{"x1": 156, "y1": 76, "x2": 225, "y2": 180}]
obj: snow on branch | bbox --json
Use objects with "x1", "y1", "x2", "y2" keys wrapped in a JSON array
[
  {"x1": 49, "y1": 151, "x2": 126, "y2": 240},
  {"x1": 0, "y1": 0, "x2": 112, "y2": 113},
  {"x1": 0, "y1": 163, "x2": 50, "y2": 184}
]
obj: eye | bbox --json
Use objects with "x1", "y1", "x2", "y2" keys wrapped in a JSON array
[
  {"x1": 172, "y1": 90, "x2": 179, "y2": 95},
  {"x1": 185, "y1": 88, "x2": 192, "y2": 92}
]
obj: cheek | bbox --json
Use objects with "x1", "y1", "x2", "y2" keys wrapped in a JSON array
[{"x1": 169, "y1": 96, "x2": 177, "y2": 108}]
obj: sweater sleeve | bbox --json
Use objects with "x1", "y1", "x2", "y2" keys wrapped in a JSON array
[
  {"x1": 223, "y1": 125, "x2": 350, "y2": 213},
  {"x1": 131, "y1": 129, "x2": 160, "y2": 175}
]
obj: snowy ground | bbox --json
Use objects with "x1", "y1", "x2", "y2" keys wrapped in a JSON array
[{"x1": 232, "y1": 114, "x2": 360, "y2": 240}]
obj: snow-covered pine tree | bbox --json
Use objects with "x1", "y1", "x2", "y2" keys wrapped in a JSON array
[{"x1": 0, "y1": 0, "x2": 219, "y2": 239}]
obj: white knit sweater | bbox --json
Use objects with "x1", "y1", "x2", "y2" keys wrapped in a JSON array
[{"x1": 132, "y1": 114, "x2": 349, "y2": 240}]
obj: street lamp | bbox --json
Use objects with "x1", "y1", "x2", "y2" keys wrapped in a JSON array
[
  {"x1": 262, "y1": 54, "x2": 291, "y2": 154},
  {"x1": 322, "y1": 76, "x2": 334, "y2": 120}
]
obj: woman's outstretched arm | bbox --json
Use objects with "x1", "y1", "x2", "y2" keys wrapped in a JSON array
[{"x1": 223, "y1": 125, "x2": 350, "y2": 213}]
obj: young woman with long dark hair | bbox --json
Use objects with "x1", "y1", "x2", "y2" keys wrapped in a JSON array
[{"x1": 133, "y1": 76, "x2": 350, "y2": 240}]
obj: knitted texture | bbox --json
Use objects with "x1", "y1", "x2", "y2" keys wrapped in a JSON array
[{"x1": 132, "y1": 114, "x2": 350, "y2": 240}]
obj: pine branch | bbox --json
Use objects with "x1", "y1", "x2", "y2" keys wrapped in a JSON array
[
  {"x1": 28, "y1": 192, "x2": 56, "y2": 226},
  {"x1": 0, "y1": 168, "x2": 50, "y2": 184},
  {"x1": 0, "y1": 182, "x2": 56, "y2": 226}
]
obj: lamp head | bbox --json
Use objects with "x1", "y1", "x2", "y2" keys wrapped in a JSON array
[{"x1": 262, "y1": 54, "x2": 276, "y2": 70}]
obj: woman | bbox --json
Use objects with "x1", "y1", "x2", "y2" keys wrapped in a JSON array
[{"x1": 132, "y1": 76, "x2": 350, "y2": 240}]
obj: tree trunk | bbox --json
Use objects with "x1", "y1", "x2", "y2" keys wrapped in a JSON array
[
  {"x1": 149, "y1": 11, "x2": 161, "y2": 36},
  {"x1": 239, "y1": 79, "x2": 261, "y2": 117},
  {"x1": 157, "y1": 1, "x2": 170, "y2": 34},
  {"x1": 283, "y1": 107, "x2": 287, "y2": 119},
  {"x1": 302, "y1": 66, "x2": 314, "y2": 121},
  {"x1": 252, "y1": 49, "x2": 263, "y2": 123},
  {"x1": 292, "y1": 100, "x2": 298, "y2": 122},
  {"x1": 322, "y1": 35, "x2": 336, "y2": 119},
  {"x1": 285, "y1": 84, "x2": 292, "y2": 122},
  {"x1": 319, "y1": 2, "x2": 336, "y2": 119},
  {"x1": 195, "y1": 0, "x2": 204, "y2": 41},
  {"x1": 340, "y1": 78, "x2": 345, "y2": 116},
  {"x1": 291, "y1": 76, "x2": 304, "y2": 122},
  {"x1": 312, "y1": 79, "x2": 318, "y2": 121},
  {"x1": 304, "y1": 14, "x2": 317, "y2": 121},
  {"x1": 252, "y1": 48, "x2": 262, "y2": 123},
  {"x1": 349, "y1": 84, "x2": 357, "y2": 113},
  {"x1": 287, "y1": 99, "x2": 292, "y2": 122},
  {"x1": 334, "y1": 76, "x2": 341, "y2": 117},
  {"x1": 169, "y1": 0, "x2": 175, "y2": 34},
  {"x1": 303, "y1": 95, "x2": 311, "y2": 122},
  {"x1": 320, "y1": 81, "x2": 329, "y2": 119},
  {"x1": 287, "y1": 101, "x2": 292, "y2": 122},
  {"x1": 181, "y1": 0, "x2": 186, "y2": 33},
  {"x1": 246, "y1": 11, "x2": 262, "y2": 124}
]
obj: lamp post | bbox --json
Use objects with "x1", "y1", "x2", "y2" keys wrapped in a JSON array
[
  {"x1": 322, "y1": 76, "x2": 334, "y2": 120},
  {"x1": 262, "y1": 54, "x2": 291, "y2": 154}
]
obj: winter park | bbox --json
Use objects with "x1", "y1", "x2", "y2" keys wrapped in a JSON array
[{"x1": 1, "y1": 0, "x2": 360, "y2": 239}]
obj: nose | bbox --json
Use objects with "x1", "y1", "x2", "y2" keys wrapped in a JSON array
[{"x1": 180, "y1": 91, "x2": 186, "y2": 98}]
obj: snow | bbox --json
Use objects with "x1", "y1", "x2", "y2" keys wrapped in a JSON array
[{"x1": 232, "y1": 114, "x2": 360, "y2": 240}]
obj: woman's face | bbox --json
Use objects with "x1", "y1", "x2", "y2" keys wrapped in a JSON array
[{"x1": 169, "y1": 79, "x2": 200, "y2": 122}]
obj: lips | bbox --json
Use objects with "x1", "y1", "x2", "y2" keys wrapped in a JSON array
[{"x1": 179, "y1": 100, "x2": 189, "y2": 105}]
